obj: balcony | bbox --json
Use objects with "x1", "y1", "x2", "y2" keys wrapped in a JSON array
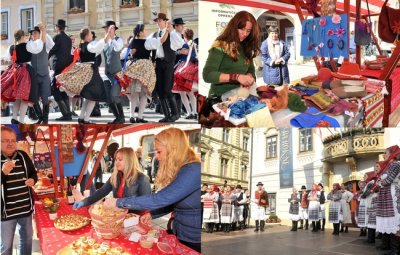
[{"x1": 323, "y1": 131, "x2": 385, "y2": 162}]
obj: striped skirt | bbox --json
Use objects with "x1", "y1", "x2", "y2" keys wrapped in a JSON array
[
  {"x1": 220, "y1": 202, "x2": 233, "y2": 223},
  {"x1": 203, "y1": 201, "x2": 220, "y2": 223},
  {"x1": 329, "y1": 201, "x2": 341, "y2": 224},
  {"x1": 357, "y1": 199, "x2": 367, "y2": 228},
  {"x1": 367, "y1": 195, "x2": 378, "y2": 229},
  {"x1": 319, "y1": 204, "x2": 326, "y2": 219},
  {"x1": 308, "y1": 201, "x2": 321, "y2": 221}
]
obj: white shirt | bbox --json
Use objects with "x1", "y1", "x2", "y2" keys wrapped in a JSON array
[
  {"x1": 89, "y1": 37, "x2": 124, "y2": 54},
  {"x1": 144, "y1": 29, "x2": 184, "y2": 58}
]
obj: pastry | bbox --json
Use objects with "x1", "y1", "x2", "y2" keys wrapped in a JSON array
[{"x1": 54, "y1": 214, "x2": 91, "y2": 231}]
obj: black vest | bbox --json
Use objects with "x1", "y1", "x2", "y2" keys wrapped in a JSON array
[{"x1": 162, "y1": 33, "x2": 176, "y2": 63}]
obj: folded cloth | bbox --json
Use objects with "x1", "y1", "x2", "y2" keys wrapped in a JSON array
[
  {"x1": 288, "y1": 93, "x2": 307, "y2": 112},
  {"x1": 291, "y1": 84, "x2": 319, "y2": 96},
  {"x1": 229, "y1": 96, "x2": 259, "y2": 119},
  {"x1": 246, "y1": 106, "x2": 275, "y2": 128},
  {"x1": 332, "y1": 86, "x2": 367, "y2": 98},
  {"x1": 290, "y1": 107, "x2": 340, "y2": 127}
]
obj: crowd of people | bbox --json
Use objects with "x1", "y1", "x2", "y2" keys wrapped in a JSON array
[{"x1": 1, "y1": 14, "x2": 199, "y2": 124}]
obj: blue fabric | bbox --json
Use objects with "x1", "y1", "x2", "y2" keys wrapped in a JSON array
[
  {"x1": 117, "y1": 162, "x2": 201, "y2": 244},
  {"x1": 261, "y1": 40, "x2": 290, "y2": 85},
  {"x1": 178, "y1": 43, "x2": 196, "y2": 62},
  {"x1": 1, "y1": 214, "x2": 33, "y2": 255},
  {"x1": 54, "y1": 147, "x2": 88, "y2": 177},
  {"x1": 83, "y1": 172, "x2": 151, "y2": 214},
  {"x1": 290, "y1": 107, "x2": 340, "y2": 127},
  {"x1": 229, "y1": 96, "x2": 261, "y2": 119}
]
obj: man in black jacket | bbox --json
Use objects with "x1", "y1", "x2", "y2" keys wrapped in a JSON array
[
  {"x1": 48, "y1": 19, "x2": 73, "y2": 121},
  {"x1": 1, "y1": 126, "x2": 38, "y2": 255}
]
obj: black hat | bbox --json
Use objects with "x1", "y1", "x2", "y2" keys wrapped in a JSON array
[
  {"x1": 91, "y1": 31, "x2": 96, "y2": 39},
  {"x1": 172, "y1": 18, "x2": 185, "y2": 25},
  {"x1": 256, "y1": 182, "x2": 264, "y2": 186},
  {"x1": 29, "y1": 26, "x2": 40, "y2": 34},
  {"x1": 301, "y1": 185, "x2": 307, "y2": 190},
  {"x1": 236, "y1": 184, "x2": 242, "y2": 189},
  {"x1": 55, "y1": 19, "x2": 68, "y2": 28},
  {"x1": 153, "y1": 13, "x2": 169, "y2": 22},
  {"x1": 318, "y1": 183, "x2": 324, "y2": 189},
  {"x1": 102, "y1": 20, "x2": 119, "y2": 30}
]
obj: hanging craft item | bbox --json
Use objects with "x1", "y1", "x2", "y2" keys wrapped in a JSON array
[
  {"x1": 61, "y1": 125, "x2": 74, "y2": 163},
  {"x1": 355, "y1": 0, "x2": 372, "y2": 45},
  {"x1": 33, "y1": 128, "x2": 52, "y2": 170},
  {"x1": 75, "y1": 125, "x2": 87, "y2": 154},
  {"x1": 320, "y1": 0, "x2": 336, "y2": 16},
  {"x1": 301, "y1": 14, "x2": 348, "y2": 58},
  {"x1": 378, "y1": 0, "x2": 400, "y2": 44}
]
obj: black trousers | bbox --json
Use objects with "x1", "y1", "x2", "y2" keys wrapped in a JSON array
[
  {"x1": 51, "y1": 69, "x2": 69, "y2": 102},
  {"x1": 155, "y1": 59, "x2": 174, "y2": 99}
]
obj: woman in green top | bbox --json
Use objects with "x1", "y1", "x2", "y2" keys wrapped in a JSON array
[{"x1": 202, "y1": 11, "x2": 260, "y2": 97}]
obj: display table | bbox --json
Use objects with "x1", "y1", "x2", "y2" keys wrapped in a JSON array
[{"x1": 34, "y1": 200, "x2": 199, "y2": 255}]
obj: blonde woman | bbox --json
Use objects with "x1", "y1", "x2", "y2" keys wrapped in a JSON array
[
  {"x1": 73, "y1": 147, "x2": 151, "y2": 214},
  {"x1": 104, "y1": 128, "x2": 201, "y2": 252}
]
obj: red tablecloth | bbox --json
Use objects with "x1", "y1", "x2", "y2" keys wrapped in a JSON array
[
  {"x1": 361, "y1": 67, "x2": 400, "y2": 113},
  {"x1": 34, "y1": 200, "x2": 199, "y2": 255}
]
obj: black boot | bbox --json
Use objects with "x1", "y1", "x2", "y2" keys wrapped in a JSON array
[
  {"x1": 363, "y1": 228, "x2": 368, "y2": 236},
  {"x1": 294, "y1": 221, "x2": 298, "y2": 231},
  {"x1": 209, "y1": 223, "x2": 214, "y2": 233},
  {"x1": 254, "y1": 220, "x2": 259, "y2": 232},
  {"x1": 344, "y1": 226, "x2": 349, "y2": 233},
  {"x1": 167, "y1": 96, "x2": 179, "y2": 122},
  {"x1": 33, "y1": 103, "x2": 43, "y2": 123},
  {"x1": 107, "y1": 103, "x2": 119, "y2": 124},
  {"x1": 239, "y1": 221, "x2": 244, "y2": 230},
  {"x1": 116, "y1": 103, "x2": 125, "y2": 123},
  {"x1": 340, "y1": 223, "x2": 344, "y2": 232},
  {"x1": 312, "y1": 221, "x2": 317, "y2": 232},
  {"x1": 42, "y1": 104, "x2": 49, "y2": 124},
  {"x1": 55, "y1": 100, "x2": 72, "y2": 121},
  {"x1": 28, "y1": 106, "x2": 38, "y2": 120},
  {"x1": 384, "y1": 235, "x2": 400, "y2": 255},
  {"x1": 377, "y1": 232, "x2": 383, "y2": 239},
  {"x1": 322, "y1": 219, "x2": 325, "y2": 231},
  {"x1": 159, "y1": 99, "x2": 172, "y2": 123},
  {"x1": 305, "y1": 220, "x2": 309, "y2": 230},
  {"x1": 260, "y1": 220, "x2": 265, "y2": 232},
  {"x1": 380, "y1": 233, "x2": 391, "y2": 250},
  {"x1": 316, "y1": 220, "x2": 321, "y2": 230},
  {"x1": 333, "y1": 223, "x2": 340, "y2": 235},
  {"x1": 298, "y1": 219, "x2": 304, "y2": 229},
  {"x1": 366, "y1": 228, "x2": 375, "y2": 243},
  {"x1": 232, "y1": 222, "x2": 237, "y2": 231},
  {"x1": 290, "y1": 221, "x2": 295, "y2": 231}
]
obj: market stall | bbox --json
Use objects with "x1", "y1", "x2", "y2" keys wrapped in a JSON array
[
  {"x1": 198, "y1": 0, "x2": 400, "y2": 128},
  {"x1": 7, "y1": 124, "x2": 200, "y2": 255}
]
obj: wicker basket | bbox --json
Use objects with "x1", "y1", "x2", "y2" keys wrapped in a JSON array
[{"x1": 89, "y1": 205, "x2": 128, "y2": 239}]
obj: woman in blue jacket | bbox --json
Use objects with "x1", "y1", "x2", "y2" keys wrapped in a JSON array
[
  {"x1": 261, "y1": 26, "x2": 290, "y2": 85},
  {"x1": 104, "y1": 128, "x2": 201, "y2": 252},
  {"x1": 73, "y1": 147, "x2": 151, "y2": 215}
]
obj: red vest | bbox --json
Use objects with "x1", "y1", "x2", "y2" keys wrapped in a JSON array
[{"x1": 255, "y1": 190, "x2": 269, "y2": 208}]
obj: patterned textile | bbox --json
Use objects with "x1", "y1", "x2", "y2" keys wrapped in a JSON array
[
  {"x1": 220, "y1": 193, "x2": 234, "y2": 223},
  {"x1": 115, "y1": 59, "x2": 156, "y2": 95},
  {"x1": 358, "y1": 198, "x2": 367, "y2": 227},
  {"x1": 288, "y1": 194, "x2": 299, "y2": 215},
  {"x1": 56, "y1": 63, "x2": 93, "y2": 96},
  {"x1": 232, "y1": 205, "x2": 243, "y2": 222},
  {"x1": 319, "y1": 204, "x2": 326, "y2": 219},
  {"x1": 367, "y1": 195, "x2": 378, "y2": 228},
  {"x1": 1, "y1": 64, "x2": 31, "y2": 102},
  {"x1": 329, "y1": 201, "x2": 342, "y2": 223},
  {"x1": 203, "y1": 193, "x2": 220, "y2": 223},
  {"x1": 308, "y1": 201, "x2": 321, "y2": 221}
]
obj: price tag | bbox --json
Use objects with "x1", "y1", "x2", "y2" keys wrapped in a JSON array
[{"x1": 338, "y1": 56, "x2": 344, "y2": 64}]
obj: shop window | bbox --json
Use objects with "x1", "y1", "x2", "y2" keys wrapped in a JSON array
[
  {"x1": 266, "y1": 136, "x2": 277, "y2": 158},
  {"x1": 299, "y1": 129, "x2": 313, "y2": 152}
]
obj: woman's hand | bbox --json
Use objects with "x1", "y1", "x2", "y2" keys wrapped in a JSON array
[
  {"x1": 238, "y1": 74, "x2": 254, "y2": 87},
  {"x1": 140, "y1": 212, "x2": 152, "y2": 226},
  {"x1": 103, "y1": 197, "x2": 117, "y2": 208},
  {"x1": 274, "y1": 59, "x2": 282, "y2": 65}
]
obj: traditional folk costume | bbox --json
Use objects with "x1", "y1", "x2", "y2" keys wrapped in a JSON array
[
  {"x1": 202, "y1": 190, "x2": 219, "y2": 233},
  {"x1": 299, "y1": 188, "x2": 309, "y2": 230},
  {"x1": 29, "y1": 26, "x2": 55, "y2": 124},
  {"x1": 318, "y1": 184, "x2": 326, "y2": 231},
  {"x1": 232, "y1": 187, "x2": 246, "y2": 230},
  {"x1": 327, "y1": 185, "x2": 342, "y2": 235},
  {"x1": 359, "y1": 180, "x2": 378, "y2": 243},
  {"x1": 1, "y1": 39, "x2": 41, "y2": 123},
  {"x1": 220, "y1": 190, "x2": 235, "y2": 232},
  {"x1": 308, "y1": 189, "x2": 321, "y2": 232},
  {"x1": 356, "y1": 182, "x2": 368, "y2": 236},
  {"x1": 251, "y1": 182, "x2": 269, "y2": 232},
  {"x1": 288, "y1": 193, "x2": 300, "y2": 231},
  {"x1": 340, "y1": 189, "x2": 354, "y2": 232}
]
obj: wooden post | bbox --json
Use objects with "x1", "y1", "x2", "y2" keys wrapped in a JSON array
[
  {"x1": 85, "y1": 127, "x2": 113, "y2": 190},
  {"x1": 48, "y1": 125, "x2": 59, "y2": 198},
  {"x1": 77, "y1": 129, "x2": 98, "y2": 185},
  {"x1": 344, "y1": 0, "x2": 350, "y2": 63},
  {"x1": 56, "y1": 125, "x2": 65, "y2": 196}
]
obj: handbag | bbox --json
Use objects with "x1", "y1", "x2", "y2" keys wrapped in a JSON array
[
  {"x1": 33, "y1": 128, "x2": 52, "y2": 170},
  {"x1": 379, "y1": 0, "x2": 400, "y2": 44},
  {"x1": 354, "y1": 0, "x2": 372, "y2": 45}
]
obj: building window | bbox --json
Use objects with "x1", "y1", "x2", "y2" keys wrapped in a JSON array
[
  {"x1": 20, "y1": 8, "x2": 33, "y2": 34},
  {"x1": 299, "y1": 129, "x2": 313, "y2": 152},
  {"x1": 220, "y1": 158, "x2": 229, "y2": 177},
  {"x1": 268, "y1": 193, "x2": 276, "y2": 214},
  {"x1": 266, "y1": 136, "x2": 277, "y2": 158},
  {"x1": 121, "y1": 0, "x2": 139, "y2": 7},
  {"x1": 201, "y1": 128, "x2": 207, "y2": 135},
  {"x1": 1, "y1": 11, "x2": 8, "y2": 40},
  {"x1": 243, "y1": 136, "x2": 249, "y2": 151},
  {"x1": 222, "y1": 129, "x2": 229, "y2": 143},
  {"x1": 69, "y1": 0, "x2": 85, "y2": 13},
  {"x1": 241, "y1": 164, "x2": 248, "y2": 180},
  {"x1": 201, "y1": 152, "x2": 206, "y2": 162}
]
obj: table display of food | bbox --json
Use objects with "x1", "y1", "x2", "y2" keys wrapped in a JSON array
[{"x1": 34, "y1": 199, "x2": 200, "y2": 255}]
